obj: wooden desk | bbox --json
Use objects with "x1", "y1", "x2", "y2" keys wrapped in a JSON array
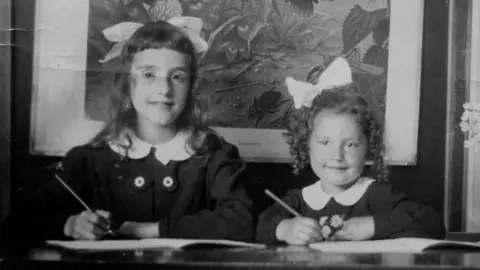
[
  {"x1": 3, "y1": 246, "x2": 480, "y2": 270},
  {"x1": 2, "y1": 234, "x2": 480, "y2": 270}
]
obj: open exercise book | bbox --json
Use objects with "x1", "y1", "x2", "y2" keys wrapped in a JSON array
[
  {"x1": 46, "y1": 238, "x2": 265, "y2": 251},
  {"x1": 309, "y1": 238, "x2": 480, "y2": 253},
  {"x1": 47, "y1": 238, "x2": 480, "y2": 253}
]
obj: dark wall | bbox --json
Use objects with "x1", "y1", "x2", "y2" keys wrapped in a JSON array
[
  {"x1": 0, "y1": 0, "x2": 12, "y2": 232},
  {"x1": 9, "y1": 0, "x2": 449, "y2": 224}
]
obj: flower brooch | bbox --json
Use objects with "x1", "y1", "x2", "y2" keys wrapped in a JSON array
[{"x1": 318, "y1": 214, "x2": 346, "y2": 241}]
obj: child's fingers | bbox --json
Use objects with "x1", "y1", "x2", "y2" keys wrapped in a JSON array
[
  {"x1": 77, "y1": 211, "x2": 110, "y2": 236},
  {"x1": 298, "y1": 225, "x2": 322, "y2": 241},
  {"x1": 95, "y1": 210, "x2": 112, "y2": 229},
  {"x1": 298, "y1": 221, "x2": 322, "y2": 235},
  {"x1": 300, "y1": 218, "x2": 321, "y2": 229},
  {"x1": 81, "y1": 211, "x2": 99, "y2": 223},
  {"x1": 309, "y1": 229, "x2": 323, "y2": 240},
  {"x1": 95, "y1": 209, "x2": 111, "y2": 220},
  {"x1": 293, "y1": 231, "x2": 312, "y2": 244},
  {"x1": 296, "y1": 233, "x2": 322, "y2": 244},
  {"x1": 81, "y1": 222, "x2": 105, "y2": 237},
  {"x1": 333, "y1": 229, "x2": 351, "y2": 241},
  {"x1": 71, "y1": 219, "x2": 99, "y2": 240},
  {"x1": 74, "y1": 229, "x2": 98, "y2": 241},
  {"x1": 82, "y1": 210, "x2": 109, "y2": 230}
]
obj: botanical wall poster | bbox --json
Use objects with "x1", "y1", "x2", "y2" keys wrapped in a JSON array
[{"x1": 31, "y1": 0, "x2": 423, "y2": 164}]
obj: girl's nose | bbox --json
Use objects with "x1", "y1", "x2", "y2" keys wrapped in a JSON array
[
  {"x1": 329, "y1": 144, "x2": 345, "y2": 161},
  {"x1": 152, "y1": 76, "x2": 172, "y2": 95}
]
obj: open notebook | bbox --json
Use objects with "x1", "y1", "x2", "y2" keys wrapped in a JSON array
[
  {"x1": 309, "y1": 238, "x2": 480, "y2": 253},
  {"x1": 46, "y1": 238, "x2": 265, "y2": 251}
]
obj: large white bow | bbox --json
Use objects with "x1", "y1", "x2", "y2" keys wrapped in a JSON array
[
  {"x1": 99, "y1": 16, "x2": 208, "y2": 63},
  {"x1": 285, "y1": 57, "x2": 352, "y2": 109}
]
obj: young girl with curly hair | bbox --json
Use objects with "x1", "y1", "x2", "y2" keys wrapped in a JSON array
[
  {"x1": 256, "y1": 58, "x2": 446, "y2": 245},
  {"x1": 7, "y1": 17, "x2": 260, "y2": 243}
]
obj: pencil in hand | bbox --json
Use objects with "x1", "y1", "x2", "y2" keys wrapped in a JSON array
[
  {"x1": 54, "y1": 174, "x2": 116, "y2": 236},
  {"x1": 264, "y1": 189, "x2": 302, "y2": 217}
]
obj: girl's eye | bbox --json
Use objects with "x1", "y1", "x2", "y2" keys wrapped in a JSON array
[
  {"x1": 171, "y1": 72, "x2": 188, "y2": 82},
  {"x1": 318, "y1": 140, "x2": 328, "y2": 146},
  {"x1": 142, "y1": 72, "x2": 155, "y2": 80},
  {"x1": 346, "y1": 141, "x2": 359, "y2": 148}
]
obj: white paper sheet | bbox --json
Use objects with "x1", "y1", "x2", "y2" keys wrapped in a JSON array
[
  {"x1": 47, "y1": 238, "x2": 265, "y2": 251},
  {"x1": 309, "y1": 238, "x2": 480, "y2": 253}
]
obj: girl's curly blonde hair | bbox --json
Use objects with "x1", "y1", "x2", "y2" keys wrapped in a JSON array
[{"x1": 283, "y1": 85, "x2": 389, "y2": 182}]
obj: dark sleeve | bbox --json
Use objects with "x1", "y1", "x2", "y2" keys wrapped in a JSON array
[
  {"x1": 24, "y1": 147, "x2": 91, "y2": 241},
  {"x1": 368, "y1": 183, "x2": 446, "y2": 240},
  {"x1": 255, "y1": 190, "x2": 303, "y2": 245},
  {"x1": 159, "y1": 142, "x2": 260, "y2": 242}
]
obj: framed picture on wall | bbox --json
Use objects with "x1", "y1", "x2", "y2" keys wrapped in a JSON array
[{"x1": 30, "y1": 0, "x2": 423, "y2": 164}]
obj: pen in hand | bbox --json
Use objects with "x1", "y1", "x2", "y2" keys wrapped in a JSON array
[
  {"x1": 264, "y1": 189, "x2": 302, "y2": 217},
  {"x1": 54, "y1": 174, "x2": 115, "y2": 236}
]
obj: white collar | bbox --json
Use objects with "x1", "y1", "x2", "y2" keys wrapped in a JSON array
[
  {"x1": 302, "y1": 177, "x2": 375, "y2": 210},
  {"x1": 108, "y1": 129, "x2": 194, "y2": 165}
]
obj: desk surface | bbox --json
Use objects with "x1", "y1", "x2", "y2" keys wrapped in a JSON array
[{"x1": 3, "y1": 234, "x2": 480, "y2": 270}]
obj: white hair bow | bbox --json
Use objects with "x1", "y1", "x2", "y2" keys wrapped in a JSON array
[
  {"x1": 285, "y1": 57, "x2": 352, "y2": 109},
  {"x1": 99, "y1": 16, "x2": 208, "y2": 63}
]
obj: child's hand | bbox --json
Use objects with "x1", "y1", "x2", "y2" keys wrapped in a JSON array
[
  {"x1": 276, "y1": 217, "x2": 323, "y2": 245},
  {"x1": 334, "y1": 216, "x2": 374, "y2": 241},
  {"x1": 63, "y1": 210, "x2": 112, "y2": 240},
  {"x1": 115, "y1": 221, "x2": 160, "y2": 239}
]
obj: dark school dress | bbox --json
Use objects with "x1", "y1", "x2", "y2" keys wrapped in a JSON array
[
  {"x1": 256, "y1": 177, "x2": 446, "y2": 245},
  {"x1": 9, "y1": 130, "x2": 262, "y2": 242}
]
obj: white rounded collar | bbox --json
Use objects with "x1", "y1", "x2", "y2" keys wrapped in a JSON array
[
  {"x1": 108, "y1": 129, "x2": 194, "y2": 165},
  {"x1": 302, "y1": 177, "x2": 375, "y2": 210}
]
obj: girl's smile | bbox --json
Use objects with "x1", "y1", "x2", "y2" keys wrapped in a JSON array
[
  {"x1": 147, "y1": 100, "x2": 175, "y2": 108},
  {"x1": 325, "y1": 166, "x2": 348, "y2": 170}
]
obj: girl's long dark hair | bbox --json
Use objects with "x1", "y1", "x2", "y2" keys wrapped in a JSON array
[{"x1": 90, "y1": 20, "x2": 217, "y2": 157}]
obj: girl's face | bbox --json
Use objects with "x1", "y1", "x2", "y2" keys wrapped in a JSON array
[
  {"x1": 129, "y1": 48, "x2": 190, "y2": 128},
  {"x1": 308, "y1": 111, "x2": 368, "y2": 194}
]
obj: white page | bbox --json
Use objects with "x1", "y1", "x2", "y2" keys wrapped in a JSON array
[
  {"x1": 309, "y1": 238, "x2": 480, "y2": 253},
  {"x1": 309, "y1": 239, "x2": 420, "y2": 253},
  {"x1": 47, "y1": 238, "x2": 265, "y2": 251}
]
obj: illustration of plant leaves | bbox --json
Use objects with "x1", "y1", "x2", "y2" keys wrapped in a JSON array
[
  {"x1": 88, "y1": 39, "x2": 109, "y2": 56},
  {"x1": 223, "y1": 6, "x2": 241, "y2": 13},
  {"x1": 261, "y1": 0, "x2": 272, "y2": 23},
  {"x1": 247, "y1": 22, "x2": 269, "y2": 54},
  {"x1": 350, "y1": 61, "x2": 384, "y2": 76},
  {"x1": 217, "y1": 41, "x2": 236, "y2": 53},
  {"x1": 363, "y1": 45, "x2": 388, "y2": 68},
  {"x1": 198, "y1": 14, "x2": 255, "y2": 64},
  {"x1": 306, "y1": 63, "x2": 327, "y2": 83},
  {"x1": 298, "y1": 29, "x2": 314, "y2": 39},
  {"x1": 225, "y1": 48, "x2": 238, "y2": 62},
  {"x1": 271, "y1": 0, "x2": 282, "y2": 18},
  {"x1": 207, "y1": 14, "x2": 255, "y2": 47},
  {"x1": 237, "y1": 17, "x2": 256, "y2": 41},
  {"x1": 92, "y1": 0, "x2": 132, "y2": 16},
  {"x1": 341, "y1": 5, "x2": 387, "y2": 54},
  {"x1": 364, "y1": 74, "x2": 387, "y2": 121},
  {"x1": 271, "y1": 0, "x2": 295, "y2": 30},
  {"x1": 284, "y1": 19, "x2": 301, "y2": 35},
  {"x1": 222, "y1": 24, "x2": 236, "y2": 36},
  {"x1": 121, "y1": 1, "x2": 149, "y2": 23}
]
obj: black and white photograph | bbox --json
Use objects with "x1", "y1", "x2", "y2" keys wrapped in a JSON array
[{"x1": 2, "y1": 0, "x2": 480, "y2": 269}]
